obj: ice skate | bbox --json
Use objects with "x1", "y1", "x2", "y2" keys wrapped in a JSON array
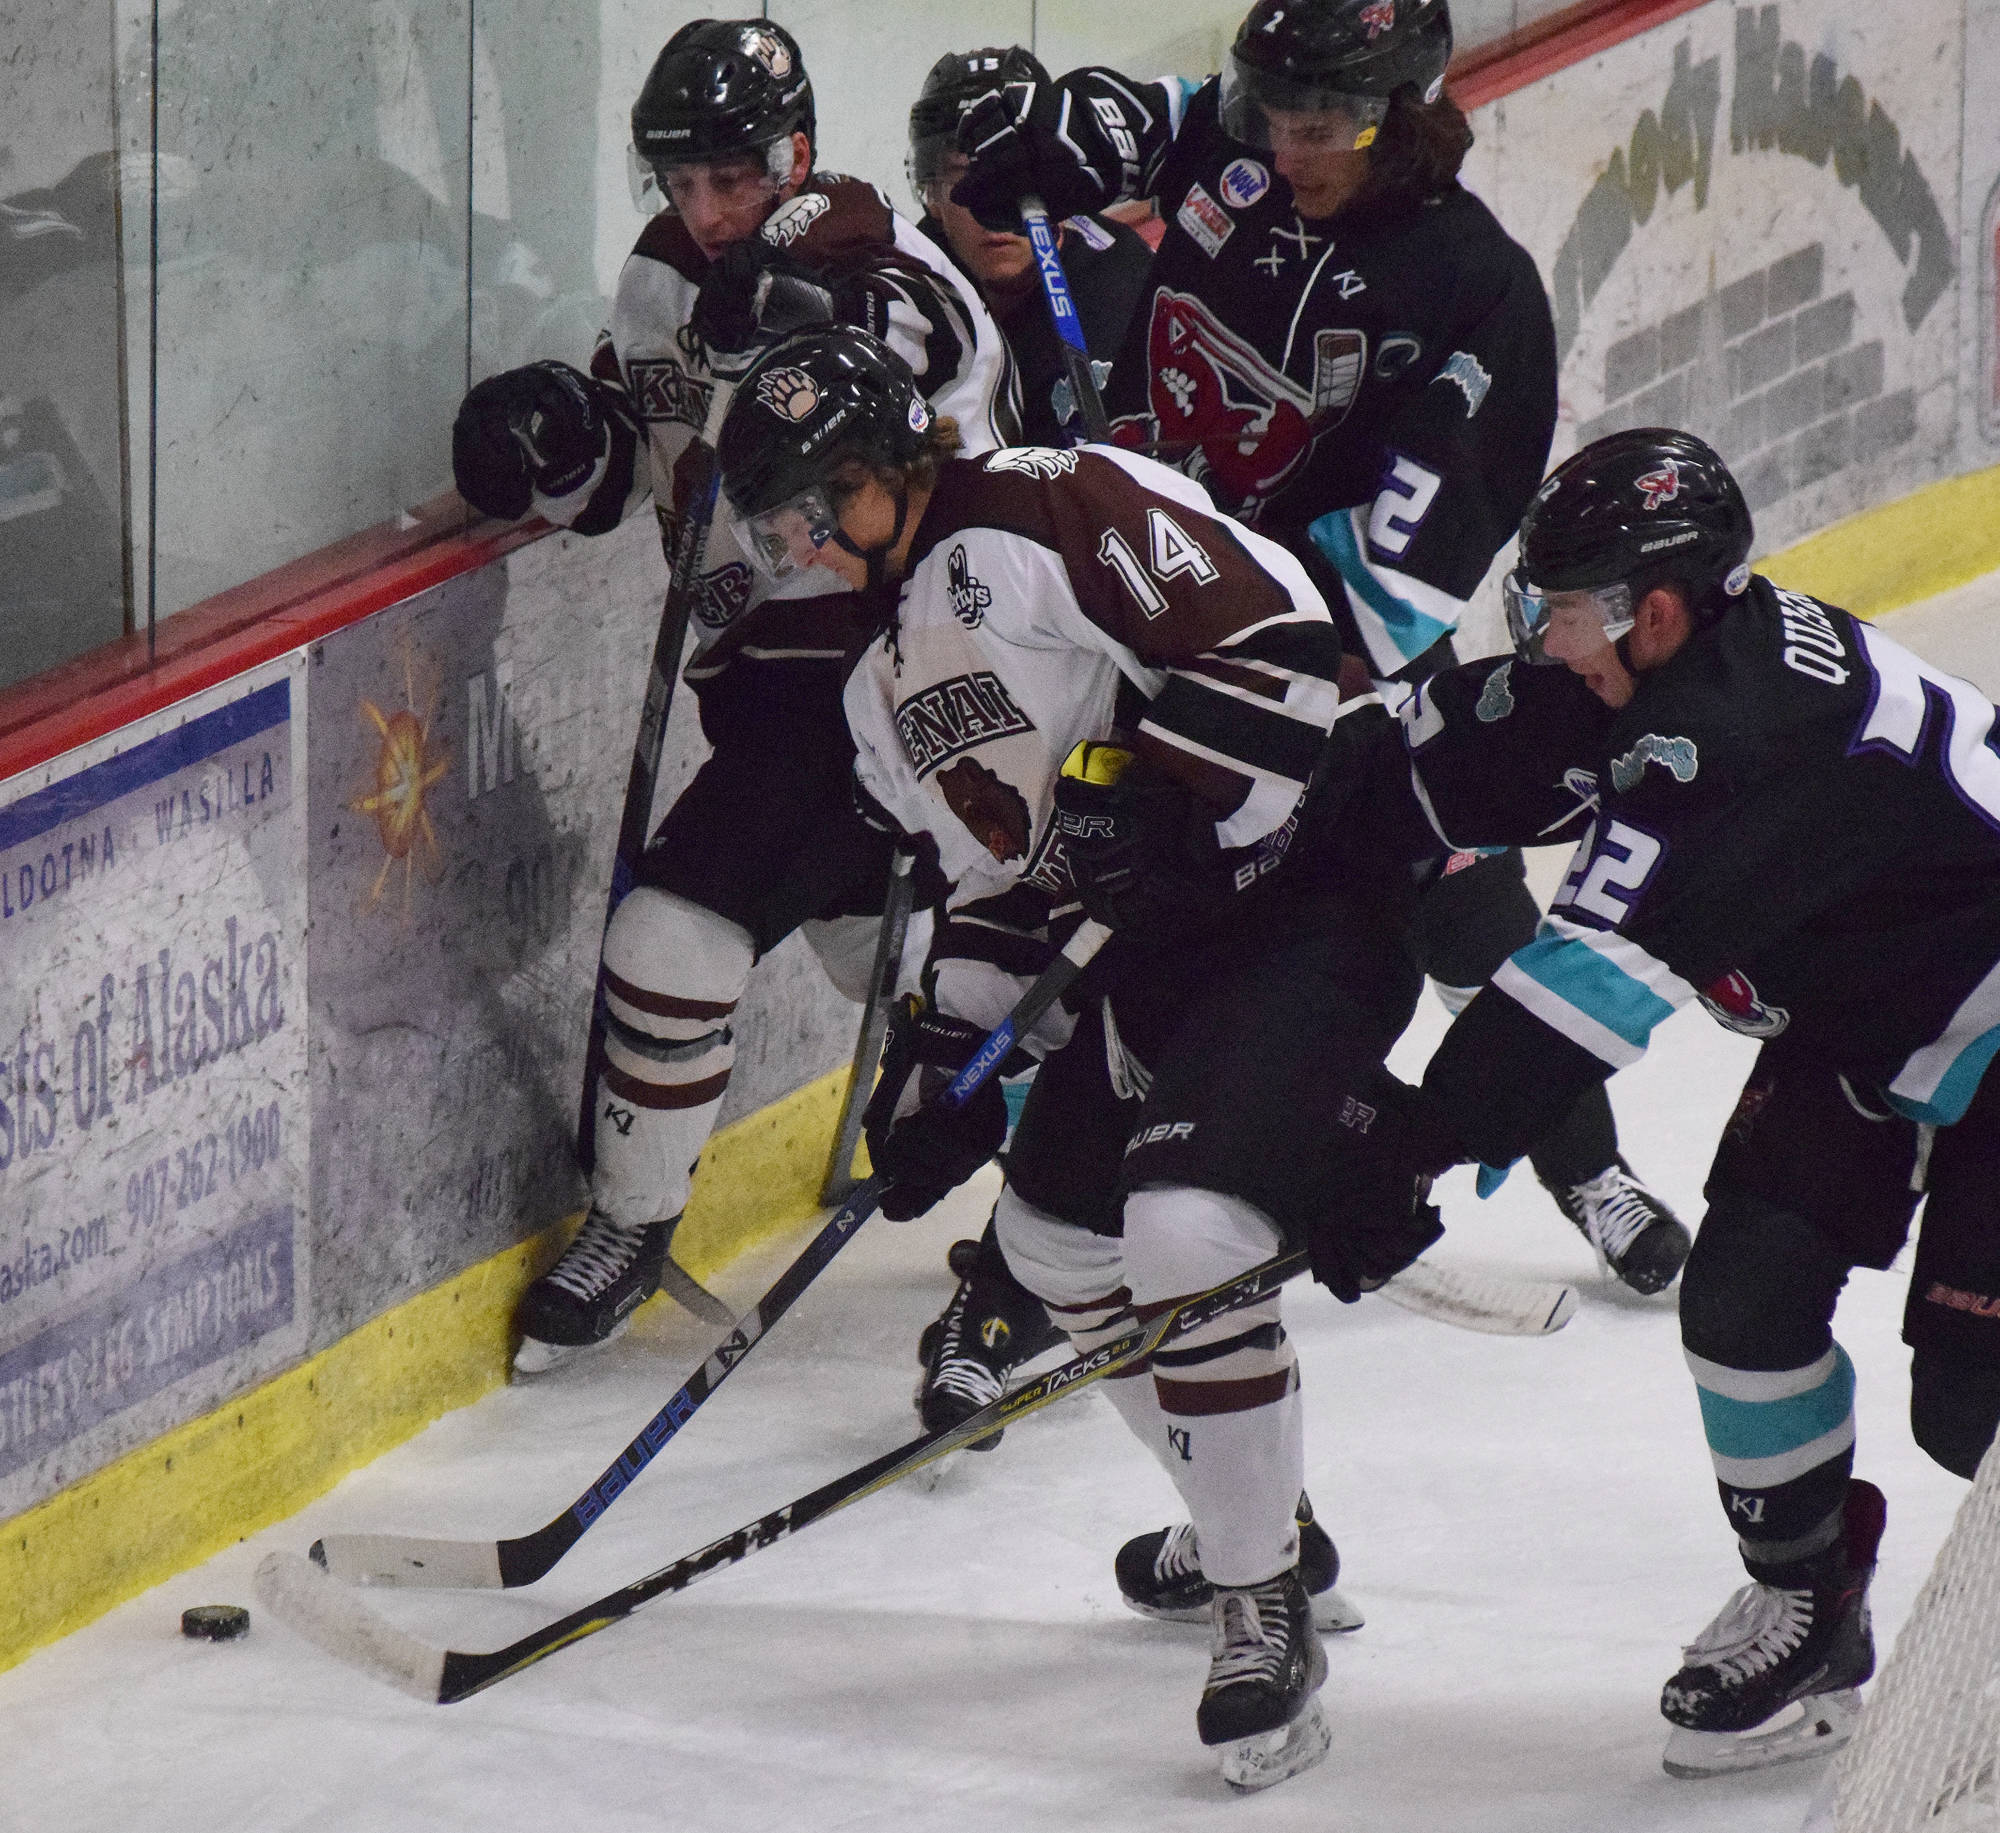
[
  {"x1": 1660, "y1": 1480, "x2": 1885, "y2": 1778},
  {"x1": 1117, "y1": 1494, "x2": 1364, "y2": 1633},
  {"x1": 512, "y1": 1211, "x2": 669, "y2": 1377},
  {"x1": 912, "y1": 1242, "x2": 1065, "y2": 1449},
  {"x1": 1199, "y1": 1567, "x2": 1332, "y2": 1792},
  {"x1": 1549, "y1": 1157, "x2": 1691, "y2": 1295}
]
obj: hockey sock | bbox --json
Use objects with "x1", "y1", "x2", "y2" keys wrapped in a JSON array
[
  {"x1": 593, "y1": 888, "x2": 753, "y2": 1227},
  {"x1": 1126, "y1": 1187, "x2": 1304, "y2": 1588},
  {"x1": 1524, "y1": 1082, "x2": 1620, "y2": 1191}
]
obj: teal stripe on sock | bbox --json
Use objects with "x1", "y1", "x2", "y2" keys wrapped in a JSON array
[{"x1": 1696, "y1": 1345, "x2": 1855, "y2": 1462}]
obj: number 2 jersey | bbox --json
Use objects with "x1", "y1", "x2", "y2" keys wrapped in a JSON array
[
  {"x1": 842, "y1": 443, "x2": 1368, "y2": 1026},
  {"x1": 1401, "y1": 577, "x2": 2000, "y2": 1165},
  {"x1": 1080, "y1": 74, "x2": 1557, "y2": 676}
]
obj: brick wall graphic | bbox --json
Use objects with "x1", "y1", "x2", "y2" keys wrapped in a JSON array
[{"x1": 1577, "y1": 238, "x2": 1916, "y2": 513}]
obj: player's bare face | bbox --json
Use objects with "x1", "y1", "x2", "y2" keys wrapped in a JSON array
[
  {"x1": 1262, "y1": 108, "x2": 1372, "y2": 219},
  {"x1": 923, "y1": 156, "x2": 1035, "y2": 292},
  {"x1": 664, "y1": 135, "x2": 810, "y2": 260},
  {"x1": 1542, "y1": 597, "x2": 1639, "y2": 708}
]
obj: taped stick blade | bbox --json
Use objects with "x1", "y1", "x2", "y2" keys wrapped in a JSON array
[
  {"x1": 255, "y1": 1551, "x2": 448, "y2": 1700},
  {"x1": 1377, "y1": 1260, "x2": 1579, "y2": 1335}
]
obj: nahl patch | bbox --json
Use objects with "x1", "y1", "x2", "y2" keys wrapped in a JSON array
[
  {"x1": 1609, "y1": 733, "x2": 1697, "y2": 792},
  {"x1": 1125, "y1": 1119, "x2": 1195, "y2": 1156}
]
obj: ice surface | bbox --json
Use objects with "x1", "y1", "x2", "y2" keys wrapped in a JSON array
[{"x1": 4, "y1": 579, "x2": 1995, "y2": 1833}]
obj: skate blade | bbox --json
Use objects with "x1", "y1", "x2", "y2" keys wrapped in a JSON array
[
  {"x1": 1315, "y1": 1586, "x2": 1365, "y2": 1634},
  {"x1": 1219, "y1": 1696, "x2": 1332, "y2": 1793},
  {"x1": 1661, "y1": 1689, "x2": 1861, "y2": 1778},
  {"x1": 913, "y1": 1452, "x2": 963, "y2": 1493},
  {"x1": 510, "y1": 1316, "x2": 633, "y2": 1380}
]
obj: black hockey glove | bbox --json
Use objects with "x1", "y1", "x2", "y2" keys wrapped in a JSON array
[
  {"x1": 452, "y1": 360, "x2": 608, "y2": 520},
  {"x1": 862, "y1": 998, "x2": 1016, "y2": 1222},
  {"x1": 1052, "y1": 744, "x2": 1238, "y2": 935},
  {"x1": 951, "y1": 75, "x2": 1129, "y2": 229},
  {"x1": 689, "y1": 241, "x2": 837, "y2": 356},
  {"x1": 1305, "y1": 1074, "x2": 1464, "y2": 1304}
]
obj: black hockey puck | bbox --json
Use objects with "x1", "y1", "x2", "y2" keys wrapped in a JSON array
[{"x1": 181, "y1": 1604, "x2": 250, "y2": 1641}]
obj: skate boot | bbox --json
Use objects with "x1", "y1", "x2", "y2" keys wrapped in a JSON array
[
  {"x1": 913, "y1": 1241, "x2": 1066, "y2": 1450},
  {"x1": 513, "y1": 1210, "x2": 668, "y2": 1377},
  {"x1": 1660, "y1": 1479, "x2": 1886, "y2": 1778},
  {"x1": 1549, "y1": 1156, "x2": 1691, "y2": 1295},
  {"x1": 1199, "y1": 1566, "x2": 1332, "y2": 1792},
  {"x1": 1116, "y1": 1493, "x2": 1364, "y2": 1632}
]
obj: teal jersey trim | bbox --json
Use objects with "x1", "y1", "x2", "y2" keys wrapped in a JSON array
[
  {"x1": 1696, "y1": 1347, "x2": 1856, "y2": 1462},
  {"x1": 1508, "y1": 928, "x2": 1678, "y2": 1053},
  {"x1": 1886, "y1": 1026, "x2": 2000, "y2": 1126},
  {"x1": 1308, "y1": 510, "x2": 1455, "y2": 669}
]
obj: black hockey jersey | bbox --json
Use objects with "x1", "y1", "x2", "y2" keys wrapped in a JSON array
[
  {"x1": 1403, "y1": 580, "x2": 2000, "y2": 1166},
  {"x1": 1080, "y1": 77, "x2": 1556, "y2": 677}
]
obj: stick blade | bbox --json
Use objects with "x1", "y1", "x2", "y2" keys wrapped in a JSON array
[
  {"x1": 311, "y1": 1533, "x2": 505, "y2": 1590},
  {"x1": 1378, "y1": 1259, "x2": 1579, "y2": 1336},
  {"x1": 255, "y1": 1551, "x2": 448, "y2": 1701}
]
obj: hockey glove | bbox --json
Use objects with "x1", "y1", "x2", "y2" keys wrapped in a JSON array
[
  {"x1": 862, "y1": 998, "x2": 1016, "y2": 1222},
  {"x1": 1305, "y1": 1074, "x2": 1463, "y2": 1304},
  {"x1": 950, "y1": 75, "x2": 1129, "y2": 229},
  {"x1": 1052, "y1": 742, "x2": 1238, "y2": 936},
  {"x1": 690, "y1": 241, "x2": 837, "y2": 356},
  {"x1": 452, "y1": 360, "x2": 608, "y2": 519}
]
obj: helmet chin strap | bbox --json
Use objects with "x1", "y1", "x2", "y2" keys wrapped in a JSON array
[{"x1": 832, "y1": 488, "x2": 910, "y2": 593}]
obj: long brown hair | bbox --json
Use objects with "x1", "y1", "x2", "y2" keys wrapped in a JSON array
[{"x1": 1349, "y1": 87, "x2": 1473, "y2": 221}]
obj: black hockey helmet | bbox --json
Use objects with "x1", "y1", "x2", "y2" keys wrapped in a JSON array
[
  {"x1": 630, "y1": 19, "x2": 815, "y2": 193},
  {"x1": 1506, "y1": 428, "x2": 1754, "y2": 662},
  {"x1": 718, "y1": 327, "x2": 936, "y2": 581},
  {"x1": 1224, "y1": 0, "x2": 1453, "y2": 149},
  {"x1": 908, "y1": 47, "x2": 1050, "y2": 194}
]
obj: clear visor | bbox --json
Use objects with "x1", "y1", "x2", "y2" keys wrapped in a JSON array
[
  {"x1": 1218, "y1": 53, "x2": 1392, "y2": 152},
  {"x1": 1503, "y1": 571, "x2": 1635, "y2": 666},
  {"x1": 906, "y1": 132, "x2": 961, "y2": 206},
  {"x1": 626, "y1": 138, "x2": 793, "y2": 218},
  {"x1": 728, "y1": 483, "x2": 844, "y2": 582}
]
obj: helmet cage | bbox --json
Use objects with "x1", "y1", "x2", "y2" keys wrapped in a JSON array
[
  {"x1": 1219, "y1": 53, "x2": 1392, "y2": 151},
  {"x1": 1504, "y1": 569, "x2": 1635, "y2": 667}
]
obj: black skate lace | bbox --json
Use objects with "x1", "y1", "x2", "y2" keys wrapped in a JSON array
[
  {"x1": 1155, "y1": 1522, "x2": 1203, "y2": 1584},
  {"x1": 1572, "y1": 1167, "x2": 1660, "y2": 1261},
  {"x1": 545, "y1": 1211, "x2": 649, "y2": 1302},
  {"x1": 1210, "y1": 1582, "x2": 1288, "y2": 1689},
  {"x1": 1681, "y1": 1581, "x2": 1814, "y2": 1685}
]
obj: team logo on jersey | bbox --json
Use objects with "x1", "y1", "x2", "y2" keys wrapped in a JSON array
[
  {"x1": 1635, "y1": 460, "x2": 1683, "y2": 510},
  {"x1": 1376, "y1": 333, "x2": 1424, "y2": 380},
  {"x1": 937, "y1": 757, "x2": 1031, "y2": 863},
  {"x1": 1218, "y1": 158, "x2": 1271, "y2": 209},
  {"x1": 627, "y1": 357, "x2": 714, "y2": 430},
  {"x1": 1702, "y1": 971, "x2": 1791, "y2": 1039},
  {"x1": 895, "y1": 670, "x2": 1035, "y2": 778},
  {"x1": 985, "y1": 447, "x2": 1078, "y2": 479},
  {"x1": 1609, "y1": 732, "x2": 1699, "y2": 792},
  {"x1": 693, "y1": 561, "x2": 753, "y2": 632},
  {"x1": 760, "y1": 190, "x2": 829, "y2": 247},
  {"x1": 946, "y1": 545, "x2": 991, "y2": 628},
  {"x1": 1175, "y1": 183, "x2": 1235, "y2": 258},
  {"x1": 1475, "y1": 661, "x2": 1516, "y2": 722},
  {"x1": 754, "y1": 366, "x2": 820, "y2": 421},
  {"x1": 1360, "y1": 0, "x2": 1397, "y2": 37},
  {"x1": 1439, "y1": 350, "x2": 1493, "y2": 417},
  {"x1": 741, "y1": 26, "x2": 793, "y2": 78}
]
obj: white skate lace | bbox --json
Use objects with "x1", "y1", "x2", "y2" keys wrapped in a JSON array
[
  {"x1": 1209, "y1": 1583, "x2": 1287, "y2": 1689},
  {"x1": 546, "y1": 1211, "x2": 650, "y2": 1301},
  {"x1": 1571, "y1": 1167, "x2": 1661, "y2": 1261},
  {"x1": 1681, "y1": 1581, "x2": 1814, "y2": 1685},
  {"x1": 1155, "y1": 1522, "x2": 1202, "y2": 1584},
  {"x1": 927, "y1": 1293, "x2": 1005, "y2": 1410}
]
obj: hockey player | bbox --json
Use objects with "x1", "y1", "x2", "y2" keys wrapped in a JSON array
[
  {"x1": 908, "y1": 47, "x2": 1153, "y2": 446},
  {"x1": 946, "y1": 0, "x2": 1690, "y2": 1304},
  {"x1": 714, "y1": 325, "x2": 1446, "y2": 1789},
  {"x1": 901, "y1": 45, "x2": 1156, "y2": 1446},
  {"x1": 1389, "y1": 428, "x2": 2000, "y2": 1776},
  {"x1": 448, "y1": 20, "x2": 1010, "y2": 1373}
]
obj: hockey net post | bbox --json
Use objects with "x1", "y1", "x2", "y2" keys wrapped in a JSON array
[{"x1": 1823, "y1": 1432, "x2": 2000, "y2": 1832}]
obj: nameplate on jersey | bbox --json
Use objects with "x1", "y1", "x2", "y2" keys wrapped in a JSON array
[
  {"x1": 1176, "y1": 183, "x2": 1234, "y2": 259},
  {"x1": 895, "y1": 671, "x2": 1036, "y2": 778}
]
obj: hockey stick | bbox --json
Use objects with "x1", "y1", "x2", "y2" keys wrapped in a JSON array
[
  {"x1": 309, "y1": 916, "x2": 1114, "y2": 1593},
  {"x1": 573, "y1": 382, "x2": 736, "y2": 1322},
  {"x1": 1019, "y1": 195, "x2": 1112, "y2": 443},
  {"x1": 820, "y1": 847, "x2": 919, "y2": 1206},
  {"x1": 258, "y1": 1247, "x2": 1310, "y2": 1702}
]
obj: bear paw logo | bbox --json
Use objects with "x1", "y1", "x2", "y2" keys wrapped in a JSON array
[
  {"x1": 754, "y1": 366, "x2": 820, "y2": 422},
  {"x1": 741, "y1": 26, "x2": 792, "y2": 78}
]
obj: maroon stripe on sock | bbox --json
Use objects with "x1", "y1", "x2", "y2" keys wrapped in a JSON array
[
  {"x1": 602, "y1": 1063, "x2": 733, "y2": 1111},
  {"x1": 1043, "y1": 1287, "x2": 1132, "y2": 1317},
  {"x1": 1153, "y1": 1367, "x2": 1298, "y2": 1416},
  {"x1": 604, "y1": 968, "x2": 736, "y2": 1022}
]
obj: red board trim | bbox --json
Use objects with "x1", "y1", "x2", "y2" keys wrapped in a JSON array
[{"x1": 0, "y1": 0, "x2": 1715, "y2": 785}]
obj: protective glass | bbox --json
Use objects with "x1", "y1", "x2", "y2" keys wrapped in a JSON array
[
  {"x1": 626, "y1": 138, "x2": 793, "y2": 217},
  {"x1": 1504, "y1": 570, "x2": 1635, "y2": 665},
  {"x1": 1218, "y1": 54, "x2": 1392, "y2": 152},
  {"x1": 729, "y1": 482, "x2": 845, "y2": 581}
]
